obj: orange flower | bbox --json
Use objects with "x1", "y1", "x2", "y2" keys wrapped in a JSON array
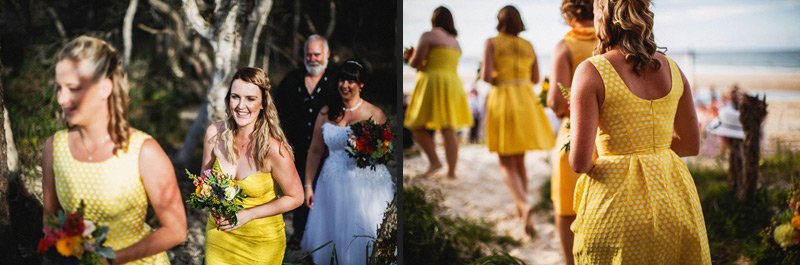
[
  {"x1": 55, "y1": 236, "x2": 81, "y2": 256},
  {"x1": 792, "y1": 215, "x2": 800, "y2": 229}
]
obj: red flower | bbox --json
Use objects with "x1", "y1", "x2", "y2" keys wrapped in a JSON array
[
  {"x1": 382, "y1": 127, "x2": 394, "y2": 142},
  {"x1": 37, "y1": 237, "x2": 56, "y2": 254},
  {"x1": 62, "y1": 213, "x2": 85, "y2": 236}
]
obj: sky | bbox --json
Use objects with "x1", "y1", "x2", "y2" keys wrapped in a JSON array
[{"x1": 402, "y1": 0, "x2": 800, "y2": 62}]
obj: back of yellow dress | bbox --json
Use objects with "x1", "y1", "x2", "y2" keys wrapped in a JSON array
[
  {"x1": 571, "y1": 55, "x2": 711, "y2": 264},
  {"x1": 404, "y1": 47, "x2": 473, "y2": 130},
  {"x1": 205, "y1": 164, "x2": 285, "y2": 265},
  {"x1": 485, "y1": 34, "x2": 553, "y2": 155},
  {"x1": 53, "y1": 130, "x2": 169, "y2": 264},
  {"x1": 551, "y1": 28, "x2": 597, "y2": 216}
]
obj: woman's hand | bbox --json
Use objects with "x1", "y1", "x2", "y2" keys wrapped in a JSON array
[
  {"x1": 216, "y1": 210, "x2": 253, "y2": 232},
  {"x1": 403, "y1": 46, "x2": 415, "y2": 63},
  {"x1": 305, "y1": 187, "x2": 315, "y2": 209}
]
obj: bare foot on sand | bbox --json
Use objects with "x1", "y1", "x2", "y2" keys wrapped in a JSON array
[
  {"x1": 522, "y1": 206, "x2": 537, "y2": 238},
  {"x1": 421, "y1": 163, "x2": 443, "y2": 178}
]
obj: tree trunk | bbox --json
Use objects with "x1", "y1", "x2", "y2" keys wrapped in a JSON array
[
  {"x1": 177, "y1": 0, "x2": 274, "y2": 166},
  {"x1": 0, "y1": 67, "x2": 8, "y2": 233},
  {"x1": 291, "y1": 0, "x2": 301, "y2": 59},
  {"x1": 123, "y1": 0, "x2": 139, "y2": 68},
  {"x1": 737, "y1": 94, "x2": 768, "y2": 202}
]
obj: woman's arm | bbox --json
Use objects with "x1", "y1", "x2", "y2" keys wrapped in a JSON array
[
  {"x1": 112, "y1": 138, "x2": 187, "y2": 264},
  {"x1": 201, "y1": 122, "x2": 220, "y2": 172},
  {"x1": 530, "y1": 46, "x2": 540, "y2": 85},
  {"x1": 218, "y1": 137, "x2": 304, "y2": 232},
  {"x1": 569, "y1": 61, "x2": 604, "y2": 173},
  {"x1": 408, "y1": 32, "x2": 431, "y2": 70},
  {"x1": 671, "y1": 67, "x2": 700, "y2": 157},
  {"x1": 304, "y1": 106, "x2": 329, "y2": 208},
  {"x1": 548, "y1": 41, "x2": 572, "y2": 117},
  {"x1": 42, "y1": 136, "x2": 60, "y2": 217},
  {"x1": 480, "y1": 38, "x2": 495, "y2": 85}
]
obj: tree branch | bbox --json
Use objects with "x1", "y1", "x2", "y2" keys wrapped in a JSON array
[
  {"x1": 182, "y1": 0, "x2": 212, "y2": 40},
  {"x1": 324, "y1": 0, "x2": 336, "y2": 39}
]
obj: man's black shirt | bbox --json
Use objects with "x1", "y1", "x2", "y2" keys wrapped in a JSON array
[{"x1": 273, "y1": 67, "x2": 337, "y2": 173}]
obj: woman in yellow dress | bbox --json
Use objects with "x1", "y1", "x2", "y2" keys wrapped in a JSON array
[
  {"x1": 404, "y1": 6, "x2": 473, "y2": 178},
  {"x1": 42, "y1": 36, "x2": 187, "y2": 264},
  {"x1": 481, "y1": 5, "x2": 555, "y2": 237},
  {"x1": 569, "y1": 0, "x2": 711, "y2": 263},
  {"x1": 546, "y1": 1, "x2": 597, "y2": 263},
  {"x1": 201, "y1": 67, "x2": 304, "y2": 264}
]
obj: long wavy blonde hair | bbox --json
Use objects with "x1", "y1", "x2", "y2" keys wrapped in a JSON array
[
  {"x1": 220, "y1": 67, "x2": 293, "y2": 171},
  {"x1": 57, "y1": 36, "x2": 131, "y2": 154},
  {"x1": 594, "y1": 0, "x2": 661, "y2": 75}
]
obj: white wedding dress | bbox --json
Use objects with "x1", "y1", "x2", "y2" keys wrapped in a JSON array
[{"x1": 301, "y1": 122, "x2": 395, "y2": 265}]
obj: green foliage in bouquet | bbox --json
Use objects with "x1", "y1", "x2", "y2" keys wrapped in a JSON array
[{"x1": 185, "y1": 160, "x2": 248, "y2": 225}]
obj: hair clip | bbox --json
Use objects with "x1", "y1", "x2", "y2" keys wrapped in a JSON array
[{"x1": 346, "y1": 60, "x2": 364, "y2": 68}]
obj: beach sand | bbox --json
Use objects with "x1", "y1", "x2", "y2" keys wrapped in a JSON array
[{"x1": 404, "y1": 146, "x2": 565, "y2": 265}]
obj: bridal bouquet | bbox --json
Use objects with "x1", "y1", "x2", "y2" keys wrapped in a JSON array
[
  {"x1": 186, "y1": 160, "x2": 248, "y2": 226},
  {"x1": 37, "y1": 200, "x2": 115, "y2": 265},
  {"x1": 345, "y1": 118, "x2": 396, "y2": 170}
]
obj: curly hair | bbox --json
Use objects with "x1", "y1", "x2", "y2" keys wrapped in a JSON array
[
  {"x1": 221, "y1": 67, "x2": 294, "y2": 172},
  {"x1": 594, "y1": 0, "x2": 661, "y2": 75},
  {"x1": 57, "y1": 36, "x2": 131, "y2": 154},
  {"x1": 561, "y1": 0, "x2": 593, "y2": 22}
]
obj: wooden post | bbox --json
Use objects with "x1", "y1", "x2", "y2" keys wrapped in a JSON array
[{"x1": 737, "y1": 93, "x2": 768, "y2": 202}]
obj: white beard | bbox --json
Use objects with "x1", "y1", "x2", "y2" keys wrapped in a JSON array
[{"x1": 305, "y1": 60, "x2": 328, "y2": 76}]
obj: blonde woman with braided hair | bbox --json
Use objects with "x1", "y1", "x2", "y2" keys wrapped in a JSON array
[
  {"x1": 43, "y1": 35, "x2": 186, "y2": 264},
  {"x1": 568, "y1": 0, "x2": 711, "y2": 263},
  {"x1": 201, "y1": 67, "x2": 304, "y2": 264}
]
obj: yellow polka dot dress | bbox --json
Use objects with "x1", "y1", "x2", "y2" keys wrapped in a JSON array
[
  {"x1": 53, "y1": 130, "x2": 169, "y2": 264},
  {"x1": 571, "y1": 56, "x2": 711, "y2": 264}
]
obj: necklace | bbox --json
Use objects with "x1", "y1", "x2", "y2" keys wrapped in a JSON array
[
  {"x1": 77, "y1": 131, "x2": 110, "y2": 161},
  {"x1": 343, "y1": 99, "x2": 364, "y2": 112}
]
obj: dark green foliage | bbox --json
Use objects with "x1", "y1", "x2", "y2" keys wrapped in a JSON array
[
  {"x1": 691, "y1": 147, "x2": 800, "y2": 264},
  {"x1": 403, "y1": 186, "x2": 519, "y2": 265},
  {"x1": 532, "y1": 179, "x2": 553, "y2": 223}
]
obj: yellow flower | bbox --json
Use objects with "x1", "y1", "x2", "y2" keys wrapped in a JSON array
[
  {"x1": 56, "y1": 236, "x2": 81, "y2": 256},
  {"x1": 792, "y1": 215, "x2": 800, "y2": 229},
  {"x1": 195, "y1": 185, "x2": 203, "y2": 196},
  {"x1": 774, "y1": 223, "x2": 798, "y2": 248}
]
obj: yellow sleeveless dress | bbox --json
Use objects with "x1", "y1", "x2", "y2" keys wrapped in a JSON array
[
  {"x1": 204, "y1": 161, "x2": 286, "y2": 265},
  {"x1": 404, "y1": 47, "x2": 473, "y2": 130},
  {"x1": 551, "y1": 28, "x2": 597, "y2": 216},
  {"x1": 53, "y1": 129, "x2": 169, "y2": 264},
  {"x1": 571, "y1": 55, "x2": 711, "y2": 264},
  {"x1": 485, "y1": 34, "x2": 554, "y2": 155}
]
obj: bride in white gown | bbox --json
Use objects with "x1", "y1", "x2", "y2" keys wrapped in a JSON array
[{"x1": 301, "y1": 59, "x2": 395, "y2": 265}]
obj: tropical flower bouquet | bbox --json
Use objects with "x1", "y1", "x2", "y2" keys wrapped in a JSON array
[
  {"x1": 186, "y1": 160, "x2": 248, "y2": 226},
  {"x1": 37, "y1": 201, "x2": 115, "y2": 265},
  {"x1": 771, "y1": 184, "x2": 800, "y2": 248},
  {"x1": 557, "y1": 82, "x2": 572, "y2": 152},
  {"x1": 538, "y1": 77, "x2": 550, "y2": 106},
  {"x1": 345, "y1": 118, "x2": 396, "y2": 170}
]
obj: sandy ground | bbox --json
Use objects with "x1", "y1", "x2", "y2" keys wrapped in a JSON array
[{"x1": 404, "y1": 146, "x2": 565, "y2": 265}]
